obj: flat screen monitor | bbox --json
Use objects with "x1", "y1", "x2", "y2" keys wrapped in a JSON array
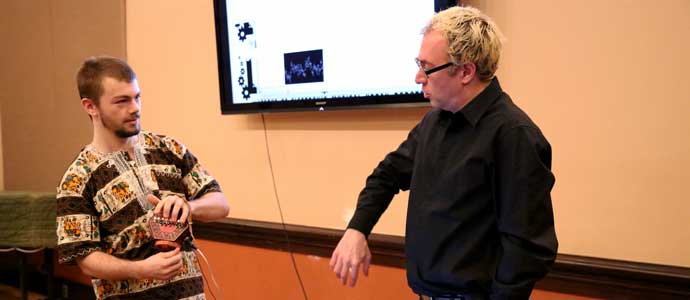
[{"x1": 213, "y1": 0, "x2": 458, "y2": 114}]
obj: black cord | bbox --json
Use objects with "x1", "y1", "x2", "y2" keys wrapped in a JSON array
[{"x1": 260, "y1": 113, "x2": 309, "y2": 300}]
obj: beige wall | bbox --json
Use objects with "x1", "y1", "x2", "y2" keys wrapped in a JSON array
[
  {"x1": 125, "y1": 0, "x2": 690, "y2": 268},
  {"x1": 0, "y1": 0, "x2": 126, "y2": 191}
]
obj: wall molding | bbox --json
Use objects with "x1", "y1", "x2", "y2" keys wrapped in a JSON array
[{"x1": 194, "y1": 218, "x2": 690, "y2": 300}]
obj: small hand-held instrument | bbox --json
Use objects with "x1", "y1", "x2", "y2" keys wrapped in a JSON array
[
  {"x1": 146, "y1": 191, "x2": 193, "y2": 251},
  {"x1": 145, "y1": 193, "x2": 221, "y2": 300},
  {"x1": 147, "y1": 215, "x2": 191, "y2": 251}
]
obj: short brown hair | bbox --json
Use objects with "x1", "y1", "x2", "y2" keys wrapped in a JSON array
[{"x1": 76, "y1": 56, "x2": 136, "y2": 104}]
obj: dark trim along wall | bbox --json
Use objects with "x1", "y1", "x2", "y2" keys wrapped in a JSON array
[{"x1": 194, "y1": 218, "x2": 690, "y2": 300}]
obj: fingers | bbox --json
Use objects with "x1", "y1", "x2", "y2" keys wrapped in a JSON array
[
  {"x1": 162, "y1": 198, "x2": 174, "y2": 219},
  {"x1": 170, "y1": 200, "x2": 182, "y2": 221},
  {"x1": 165, "y1": 253, "x2": 183, "y2": 269},
  {"x1": 332, "y1": 258, "x2": 343, "y2": 279},
  {"x1": 331, "y1": 254, "x2": 352, "y2": 286},
  {"x1": 161, "y1": 247, "x2": 181, "y2": 258},
  {"x1": 338, "y1": 260, "x2": 350, "y2": 285},
  {"x1": 149, "y1": 194, "x2": 162, "y2": 215},
  {"x1": 330, "y1": 249, "x2": 344, "y2": 278},
  {"x1": 147, "y1": 194, "x2": 160, "y2": 206},
  {"x1": 144, "y1": 247, "x2": 183, "y2": 280},
  {"x1": 159, "y1": 258, "x2": 183, "y2": 280},
  {"x1": 161, "y1": 248, "x2": 183, "y2": 279},
  {"x1": 178, "y1": 203, "x2": 190, "y2": 223},
  {"x1": 363, "y1": 252, "x2": 371, "y2": 277},
  {"x1": 330, "y1": 250, "x2": 344, "y2": 279},
  {"x1": 329, "y1": 252, "x2": 337, "y2": 269},
  {"x1": 330, "y1": 231, "x2": 371, "y2": 287},
  {"x1": 153, "y1": 195, "x2": 189, "y2": 222},
  {"x1": 349, "y1": 264, "x2": 360, "y2": 287},
  {"x1": 329, "y1": 251, "x2": 340, "y2": 272}
]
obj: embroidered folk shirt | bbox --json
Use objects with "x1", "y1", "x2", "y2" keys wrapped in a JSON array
[{"x1": 56, "y1": 131, "x2": 222, "y2": 300}]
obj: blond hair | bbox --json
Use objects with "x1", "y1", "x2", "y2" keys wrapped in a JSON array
[{"x1": 424, "y1": 6, "x2": 504, "y2": 81}]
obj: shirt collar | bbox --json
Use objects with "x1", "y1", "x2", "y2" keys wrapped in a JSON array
[{"x1": 439, "y1": 77, "x2": 503, "y2": 128}]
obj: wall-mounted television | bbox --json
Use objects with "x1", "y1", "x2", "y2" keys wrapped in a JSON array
[{"x1": 213, "y1": 0, "x2": 458, "y2": 114}]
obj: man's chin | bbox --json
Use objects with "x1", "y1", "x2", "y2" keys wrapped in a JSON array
[{"x1": 115, "y1": 128, "x2": 140, "y2": 138}]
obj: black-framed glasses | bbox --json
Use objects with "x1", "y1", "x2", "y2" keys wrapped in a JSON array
[{"x1": 415, "y1": 58, "x2": 454, "y2": 78}]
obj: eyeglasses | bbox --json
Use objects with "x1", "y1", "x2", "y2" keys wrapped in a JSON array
[{"x1": 415, "y1": 58, "x2": 454, "y2": 78}]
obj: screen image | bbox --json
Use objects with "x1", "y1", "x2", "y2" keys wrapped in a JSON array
[{"x1": 214, "y1": 0, "x2": 458, "y2": 114}]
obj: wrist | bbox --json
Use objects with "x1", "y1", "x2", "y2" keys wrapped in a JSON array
[
  {"x1": 187, "y1": 200, "x2": 197, "y2": 220},
  {"x1": 346, "y1": 228, "x2": 364, "y2": 235},
  {"x1": 345, "y1": 228, "x2": 366, "y2": 241},
  {"x1": 130, "y1": 259, "x2": 144, "y2": 280}
]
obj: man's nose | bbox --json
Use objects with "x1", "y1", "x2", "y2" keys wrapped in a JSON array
[
  {"x1": 415, "y1": 68, "x2": 427, "y2": 84},
  {"x1": 128, "y1": 100, "x2": 140, "y2": 114}
]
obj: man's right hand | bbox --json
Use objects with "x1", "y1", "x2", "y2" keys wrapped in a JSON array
[
  {"x1": 135, "y1": 247, "x2": 183, "y2": 280},
  {"x1": 147, "y1": 194, "x2": 190, "y2": 223},
  {"x1": 329, "y1": 228, "x2": 372, "y2": 287}
]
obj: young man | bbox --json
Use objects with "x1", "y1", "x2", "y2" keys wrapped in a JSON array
[
  {"x1": 330, "y1": 6, "x2": 558, "y2": 300},
  {"x1": 56, "y1": 56, "x2": 229, "y2": 300}
]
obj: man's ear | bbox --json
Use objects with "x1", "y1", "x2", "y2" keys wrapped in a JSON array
[
  {"x1": 458, "y1": 63, "x2": 477, "y2": 85},
  {"x1": 81, "y1": 98, "x2": 99, "y2": 118}
]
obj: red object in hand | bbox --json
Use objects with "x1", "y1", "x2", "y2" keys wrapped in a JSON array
[{"x1": 147, "y1": 216, "x2": 189, "y2": 251}]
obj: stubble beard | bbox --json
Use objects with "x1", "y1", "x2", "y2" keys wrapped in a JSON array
[{"x1": 101, "y1": 113, "x2": 140, "y2": 138}]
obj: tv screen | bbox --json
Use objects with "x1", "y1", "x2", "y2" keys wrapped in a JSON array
[{"x1": 213, "y1": 0, "x2": 458, "y2": 114}]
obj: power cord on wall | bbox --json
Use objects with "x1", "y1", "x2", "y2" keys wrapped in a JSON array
[{"x1": 260, "y1": 113, "x2": 310, "y2": 300}]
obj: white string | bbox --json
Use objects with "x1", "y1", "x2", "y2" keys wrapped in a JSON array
[{"x1": 195, "y1": 247, "x2": 223, "y2": 300}]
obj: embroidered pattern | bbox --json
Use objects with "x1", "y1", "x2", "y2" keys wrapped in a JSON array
[
  {"x1": 57, "y1": 214, "x2": 100, "y2": 244},
  {"x1": 95, "y1": 178, "x2": 137, "y2": 222},
  {"x1": 162, "y1": 136, "x2": 187, "y2": 160},
  {"x1": 101, "y1": 213, "x2": 152, "y2": 255},
  {"x1": 57, "y1": 148, "x2": 105, "y2": 198},
  {"x1": 183, "y1": 164, "x2": 214, "y2": 198}
]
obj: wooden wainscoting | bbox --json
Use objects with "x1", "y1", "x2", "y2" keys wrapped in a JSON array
[{"x1": 193, "y1": 218, "x2": 690, "y2": 300}]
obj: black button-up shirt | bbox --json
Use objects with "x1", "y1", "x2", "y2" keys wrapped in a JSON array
[{"x1": 348, "y1": 78, "x2": 558, "y2": 300}]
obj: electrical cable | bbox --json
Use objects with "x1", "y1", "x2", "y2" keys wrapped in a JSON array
[
  {"x1": 181, "y1": 206, "x2": 222, "y2": 300},
  {"x1": 260, "y1": 113, "x2": 309, "y2": 300},
  {"x1": 195, "y1": 245, "x2": 221, "y2": 300}
]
